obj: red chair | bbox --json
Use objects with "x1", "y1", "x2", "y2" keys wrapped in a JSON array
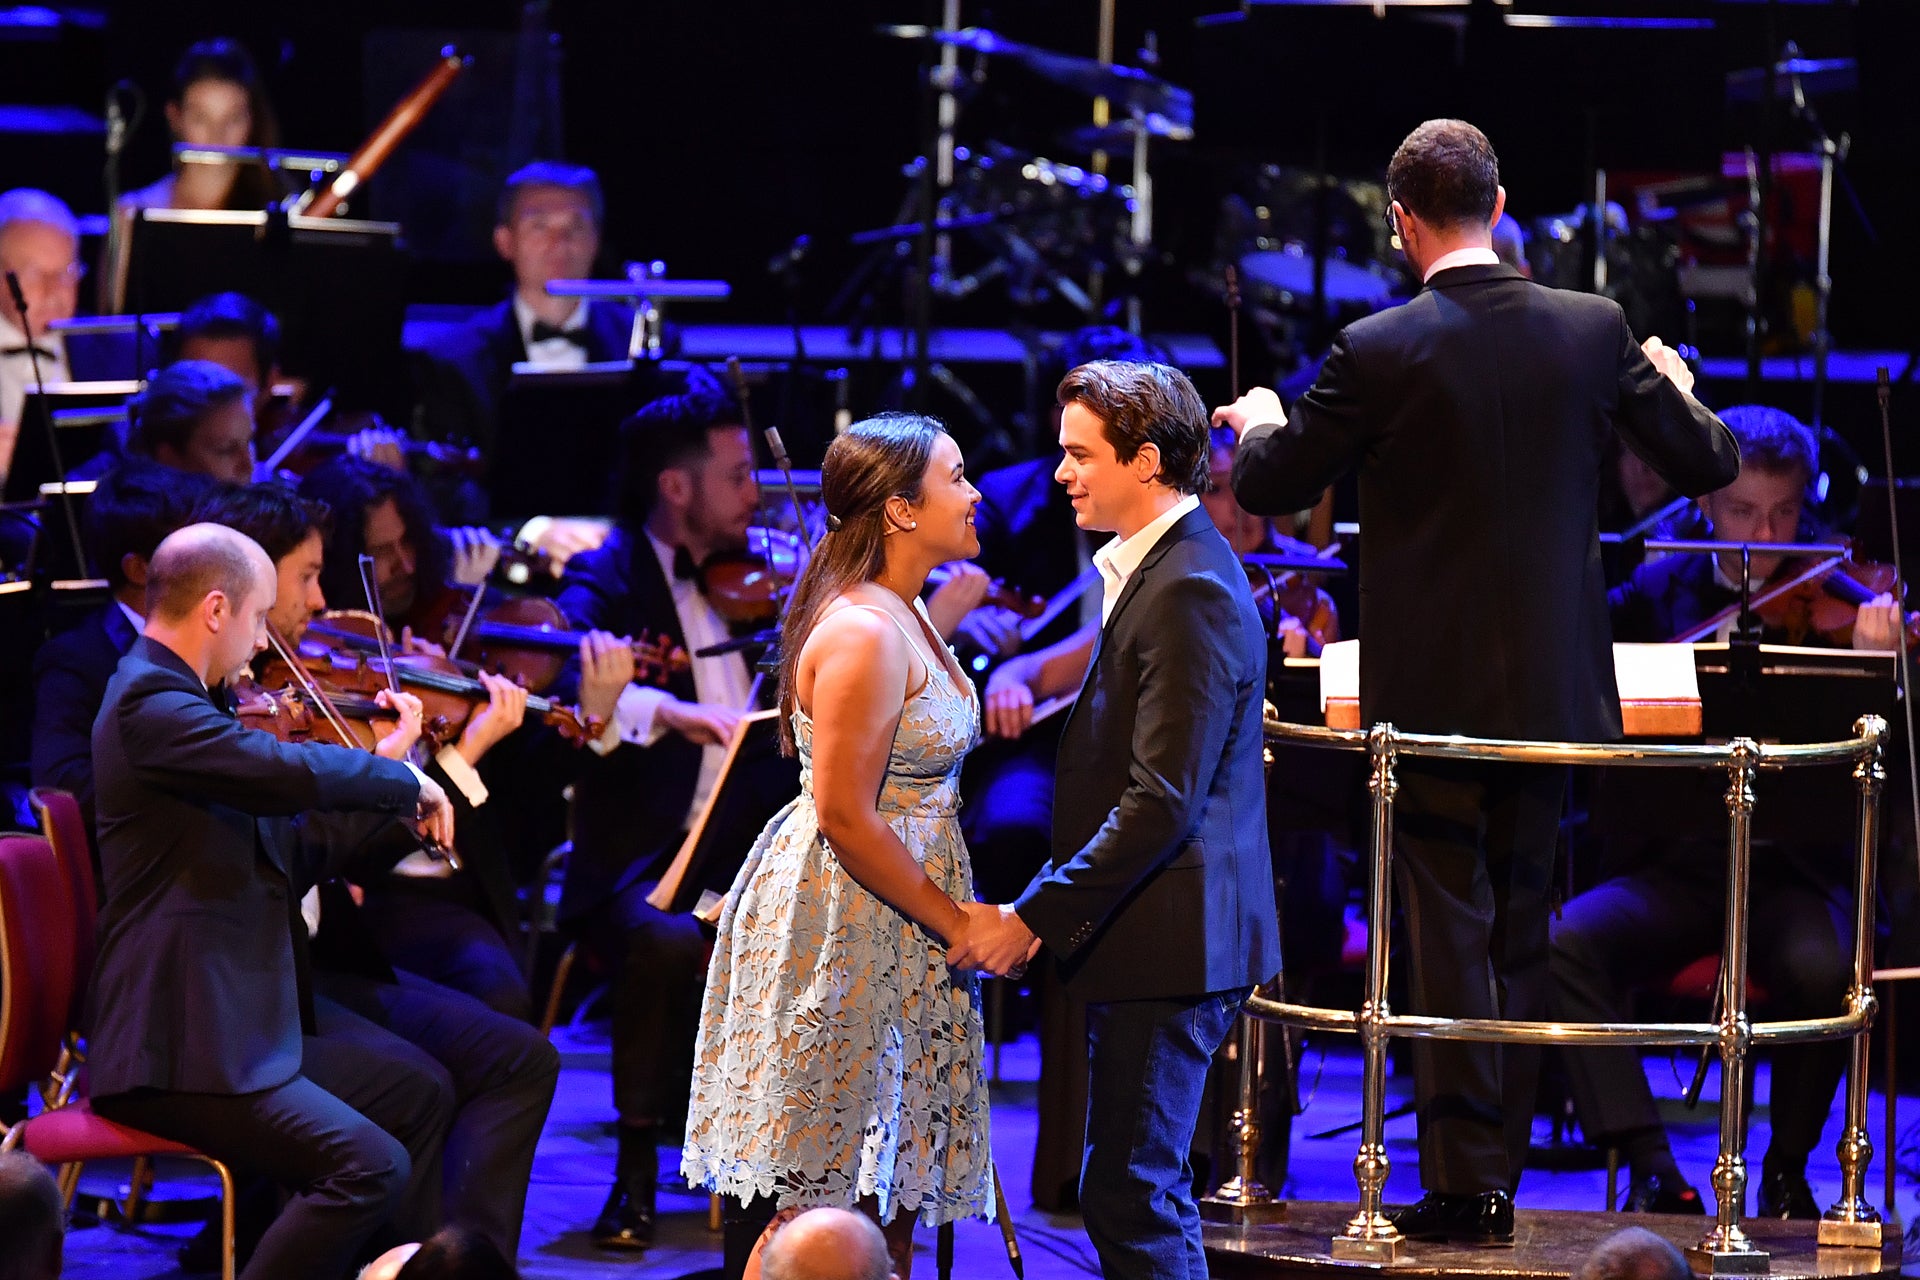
[
  {"x1": 29, "y1": 788, "x2": 95, "y2": 1103},
  {"x1": 0, "y1": 832, "x2": 236, "y2": 1280}
]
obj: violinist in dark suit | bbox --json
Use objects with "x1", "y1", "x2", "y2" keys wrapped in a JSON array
[
  {"x1": 552, "y1": 386, "x2": 794, "y2": 1250},
  {"x1": 1223, "y1": 119, "x2": 1739, "y2": 1242},
  {"x1": 410, "y1": 162, "x2": 635, "y2": 463},
  {"x1": 1552, "y1": 406, "x2": 1899, "y2": 1220},
  {"x1": 953, "y1": 360, "x2": 1281, "y2": 1280},
  {"x1": 85, "y1": 523, "x2": 456, "y2": 1280}
]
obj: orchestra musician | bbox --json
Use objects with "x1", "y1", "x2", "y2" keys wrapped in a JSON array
[
  {"x1": 82, "y1": 523, "x2": 456, "y2": 1280},
  {"x1": 65, "y1": 358, "x2": 260, "y2": 484},
  {"x1": 116, "y1": 38, "x2": 283, "y2": 216},
  {"x1": 0, "y1": 188, "x2": 83, "y2": 483},
  {"x1": 1550, "y1": 405, "x2": 1899, "y2": 1219},
  {"x1": 1223, "y1": 119, "x2": 1738, "y2": 1243}
]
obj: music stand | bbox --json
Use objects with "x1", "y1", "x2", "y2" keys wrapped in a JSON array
[
  {"x1": 491, "y1": 362, "x2": 673, "y2": 521},
  {"x1": 123, "y1": 208, "x2": 407, "y2": 413},
  {"x1": 2, "y1": 381, "x2": 138, "y2": 503},
  {"x1": 646, "y1": 708, "x2": 801, "y2": 917}
]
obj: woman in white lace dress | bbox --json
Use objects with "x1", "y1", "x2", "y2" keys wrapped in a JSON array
[{"x1": 682, "y1": 413, "x2": 997, "y2": 1277}]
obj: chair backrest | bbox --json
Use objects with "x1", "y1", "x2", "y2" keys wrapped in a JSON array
[
  {"x1": 0, "y1": 834, "x2": 77, "y2": 1096},
  {"x1": 30, "y1": 787, "x2": 98, "y2": 1019}
]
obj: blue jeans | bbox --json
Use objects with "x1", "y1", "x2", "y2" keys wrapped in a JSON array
[{"x1": 1081, "y1": 988, "x2": 1249, "y2": 1280}]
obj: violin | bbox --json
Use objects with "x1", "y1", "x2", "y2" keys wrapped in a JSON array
[
  {"x1": 926, "y1": 564, "x2": 1045, "y2": 619},
  {"x1": 1240, "y1": 534, "x2": 1341, "y2": 656},
  {"x1": 1676, "y1": 548, "x2": 1920, "y2": 650},
  {"x1": 700, "y1": 526, "x2": 807, "y2": 628},
  {"x1": 257, "y1": 396, "x2": 484, "y2": 483},
  {"x1": 296, "y1": 610, "x2": 608, "y2": 746}
]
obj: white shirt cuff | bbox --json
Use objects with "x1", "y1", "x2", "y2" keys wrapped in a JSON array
[
  {"x1": 433, "y1": 745, "x2": 489, "y2": 807},
  {"x1": 300, "y1": 885, "x2": 321, "y2": 938},
  {"x1": 588, "y1": 682, "x2": 672, "y2": 756}
]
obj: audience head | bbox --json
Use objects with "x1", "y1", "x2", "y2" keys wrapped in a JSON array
[
  {"x1": 494, "y1": 161, "x2": 603, "y2": 303},
  {"x1": 168, "y1": 37, "x2": 276, "y2": 150},
  {"x1": 759, "y1": 1207, "x2": 896, "y2": 1280},
  {"x1": 193, "y1": 481, "x2": 333, "y2": 642},
  {"x1": 0, "y1": 1150, "x2": 63, "y2": 1280},
  {"x1": 1386, "y1": 119, "x2": 1506, "y2": 275},
  {"x1": 1700, "y1": 404, "x2": 1819, "y2": 580},
  {"x1": 614, "y1": 380, "x2": 754, "y2": 553},
  {"x1": 142, "y1": 522, "x2": 275, "y2": 683},
  {"x1": 357, "y1": 1227, "x2": 520, "y2": 1280},
  {"x1": 127, "y1": 359, "x2": 257, "y2": 484},
  {"x1": 1573, "y1": 1226, "x2": 1690, "y2": 1280},
  {"x1": 86, "y1": 458, "x2": 218, "y2": 605},
  {"x1": 0, "y1": 187, "x2": 82, "y2": 332},
  {"x1": 1055, "y1": 360, "x2": 1210, "y2": 538},
  {"x1": 174, "y1": 292, "x2": 282, "y2": 399},
  {"x1": 298, "y1": 455, "x2": 446, "y2": 620}
]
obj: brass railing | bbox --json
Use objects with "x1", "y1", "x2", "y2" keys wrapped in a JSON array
[{"x1": 1221, "y1": 713, "x2": 1888, "y2": 1271}]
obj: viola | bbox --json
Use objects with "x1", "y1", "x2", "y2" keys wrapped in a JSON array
[{"x1": 700, "y1": 526, "x2": 807, "y2": 628}]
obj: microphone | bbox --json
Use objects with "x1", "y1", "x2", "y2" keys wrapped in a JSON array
[{"x1": 5, "y1": 270, "x2": 88, "y2": 578}]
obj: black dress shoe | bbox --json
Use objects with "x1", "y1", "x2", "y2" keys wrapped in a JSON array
[
  {"x1": 592, "y1": 1179, "x2": 656, "y2": 1250},
  {"x1": 1388, "y1": 1190, "x2": 1515, "y2": 1245},
  {"x1": 1624, "y1": 1172, "x2": 1706, "y2": 1215},
  {"x1": 1756, "y1": 1166, "x2": 1819, "y2": 1220}
]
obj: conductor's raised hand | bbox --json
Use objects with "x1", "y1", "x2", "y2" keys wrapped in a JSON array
[
  {"x1": 1211, "y1": 387, "x2": 1286, "y2": 435},
  {"x1": 1642, "y1": 336, "x2": 1696, "y2": 397}
]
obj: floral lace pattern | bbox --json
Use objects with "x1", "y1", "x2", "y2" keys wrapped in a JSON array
[{"x1": 681, "y1": 630, "x2": 992, "y2": 1227}]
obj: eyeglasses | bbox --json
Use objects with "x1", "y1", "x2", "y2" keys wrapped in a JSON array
[{"x1": 0, "y1": 261, "x2": 87, "y2": 286}]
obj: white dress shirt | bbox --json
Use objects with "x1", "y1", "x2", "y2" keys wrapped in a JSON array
[
  {"x1": 590, "y1": 530, "x2": 755, "y2": 827},
  {"x1": 1094, "y1": 493, "x2": 1201, "y2": 626},
  {"x1": 1, "y1": 313, "x2": 71, "y2": 479},
  {"x1": 513, "y1": 295, "x2": 592, "y2": 371},
  {"x1": 1422, "y1": 245, "x2": 1501, "y2": 283}
]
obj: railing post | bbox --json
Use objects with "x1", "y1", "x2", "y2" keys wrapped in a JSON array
[
  {"x1": 1687, "y1": 737, "x2": 1769, "y2": 1275},
  {"x1": 1820, "y1": 715, "x2": 1887, "y2": 1248},
  {"x1": 1201, "y1": 984, "x2": 1287, "y2": 1224},
  {"x1": 1332, "y1": 723, "x2": 1405, "y2": 1262}
]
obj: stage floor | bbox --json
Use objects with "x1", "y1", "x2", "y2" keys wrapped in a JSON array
[{"x1": 54, "y1": 1020, "x2": 1920, "y2": 1278}]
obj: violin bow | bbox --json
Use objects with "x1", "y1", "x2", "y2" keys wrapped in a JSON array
[
  {"x1": 358, "y1": 552, "x2": 462, "y2": 868},
  {"x1": 1875, "y1": 368, "x2": 1920, "y2": 903},
  {"x1": 262, "y1": 621, "x2": 361, "y2": 749},
  {"x1": 728, "y1": 355, "x2": 817, "y2": 557},
  {"x1": 1225, "y1": 262, "x2": 1241, "y2": 402},
  {"x1": 726, "y1": 356, "x2": 787, "y2": 597}
]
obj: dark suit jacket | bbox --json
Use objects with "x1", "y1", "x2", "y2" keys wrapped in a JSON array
[
  {"x1": 87, "y1": 637, "x2": 422, "y2": 1097},
  {"x1": 31, "y1": 601, "x2": 140, "y2": 845},
  {"x1": 1015, "y1": 505, "x2": 1281, "y2": 1002},
  {"x1": 1233, "y1": 263, "x2": 1741, "y2": 741},
  {"x1": 410, "y1": 296, "x2": 635, "y2": 458}
]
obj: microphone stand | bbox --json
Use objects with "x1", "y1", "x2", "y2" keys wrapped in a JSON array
[
  {"x1": 6, "y1": 272, "x2": 87, "y2": 577},
  {"x1": 1874, "y1": 368, "x2": 1920, "y2": 936}
]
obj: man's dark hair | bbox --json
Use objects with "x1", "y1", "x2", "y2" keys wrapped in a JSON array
[
  {"x1": 1718, "y1": 404, "x2": 1817, "y2": 486},
  {"x1": 84, "y1": 458, "x2": 217, "y2": 590},
  {"x1": 1057, "y1": 360, "x2": 1212, "y2": 496},
  {"x1": 1573, "y1": 1226, "x2": 1690, "y2": 1280},
  {"x1": 192, "y1": 481, "x2": 333, "y2": 565},
  {"x1": 296, "y1": 456, "x2": 447, "y2": 613},
  {"x1": 393, "y1": 1226, "x2": 522, "y2": 1280},
  {"x1": 1387, "y1": 118, "x2": 1500, "y2": 230},
  {"x1": 172, "y1": 291, "x2": 281, "y2": 386},
  {"x1": 613, "y1": 383, "x2": 745, "y2": 528},
  {"x1": 497, "y1": 160, "x2": 604, "y2": 229},
  {"x1": 0, "y1": 1150, "x2": 63, "y2": 1280},
  {"x1": 168, "y1": 37, "x2": 282, "y2": 208},
  {"x1": 126, "y1": 359, "x2": 249, "y2": 460}
]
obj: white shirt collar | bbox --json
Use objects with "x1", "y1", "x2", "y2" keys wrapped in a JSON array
[
  {"x1": 1422, "y1": 246, "x2": 1501, "y2": 283},
  {"x1": 116, "y1": 599, "x2": 146, "y2": 636},
  {"x1": 511, "y1": 294, "x2": 589, "y2": 349},
  {"x1": 1093, "y1": 493, "x2": 1200, "y2": 620},
  {"x1": 644, "y1": 528, "x2": 693, "y2": 594}
]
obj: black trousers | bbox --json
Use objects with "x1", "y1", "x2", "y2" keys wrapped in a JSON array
[
  {"x1": 358, "y1": 876, "x2": 535, "y2": 1023},
  {"x1": 313, "y1": 967, "x2": 560, "y2": 1260},
  {"x1": 1393, "y1": 759, "x2": 1567, "y2": 1196},
  {"x1": 94, "y1": 1075, "x2": 412, "y2": 1280},
  {"x1": 1550, "y1": 853, "x2": 1852, "y2": 1172},
  {"x1": 576, "y1": 876, "x2": 708, "y2": 1127}
]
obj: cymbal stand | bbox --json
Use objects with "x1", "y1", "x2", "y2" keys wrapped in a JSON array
[
  {"x1": 1123, "y1": 32, "x2": 1160, "y2": 335},
  {"x1": 910, "y1": 0, "x2": 964, "y2": 412},
  {"x1": 1784, "y1": 48, "x2": 1849, "y2": 432}
]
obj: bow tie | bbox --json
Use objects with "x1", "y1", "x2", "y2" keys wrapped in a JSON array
[
  {"x1": 1, "y1": 344, "x2": 55, "y2": 360},
  {"x1": 528, "y1": 320, "x2": 592, "y2": 351},
  {"x1": 672, "y1": 545, "x2": 707, "y2": 592}
]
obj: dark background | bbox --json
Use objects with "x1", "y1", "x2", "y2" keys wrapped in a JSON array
[{"x1": 4, "y1": 2, "x2": 1914, "y2": 387}]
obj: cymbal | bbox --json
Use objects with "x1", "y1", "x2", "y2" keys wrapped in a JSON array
[
  {"x1": 878, "y1": 23, "x2": 1192, "y2": 123},
  {"x1": 1064, "y1": 115, "x2": 1194, "y2": 153},
  {"x1": 1726, "y1": 56, "x2": 1857, "y2": 105}
]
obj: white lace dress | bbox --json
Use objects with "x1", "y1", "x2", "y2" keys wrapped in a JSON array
[{"x1": 680, "y1": 612, "x2": 993, "y2": 1226}]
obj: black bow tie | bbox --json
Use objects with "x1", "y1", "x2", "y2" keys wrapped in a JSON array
[
  {"x1": 672, "y1": 545, "x2": 706, "y2": 592},
  {"x1": 528, "y1": 320, "x2": 591, "y2": 351},
  {"x1": 1, "y1": 344, "x2": 55, "y2": 360}
]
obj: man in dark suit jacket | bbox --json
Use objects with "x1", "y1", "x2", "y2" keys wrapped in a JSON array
[
  {"x1": 84, "y1": 522, "x2": 455, "y2": 1280},
  {"x1": 955, "y1": 360, "x2": 1281, "y2": 1280},
  {"x1": 549, "y1": 386, "x2": 796, "y2": 1249},
  {"x1": 1224, "y1": 119, "x2": 1740, "y2": 1242},
  {"x1": 1553, "y1": 406, "x2": 1899, "y2": 1220}
]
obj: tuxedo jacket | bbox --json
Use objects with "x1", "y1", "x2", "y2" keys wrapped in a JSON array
[
  {"x1": 31, "y1": 601, "x2": 141, "y2": 846},
  {"x1": 411, "y1": 296, "x2": 635, "y2": 457},
  {"x1": 86, "y1": 638, "x2": 422, "y2": 1097},
  {"x1": 1233, "y1": 263, "x2": 1740, "y2": 742},
  {"x1": 1015, "y1": 505, "x2": 1281, "y2": 1002}
]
